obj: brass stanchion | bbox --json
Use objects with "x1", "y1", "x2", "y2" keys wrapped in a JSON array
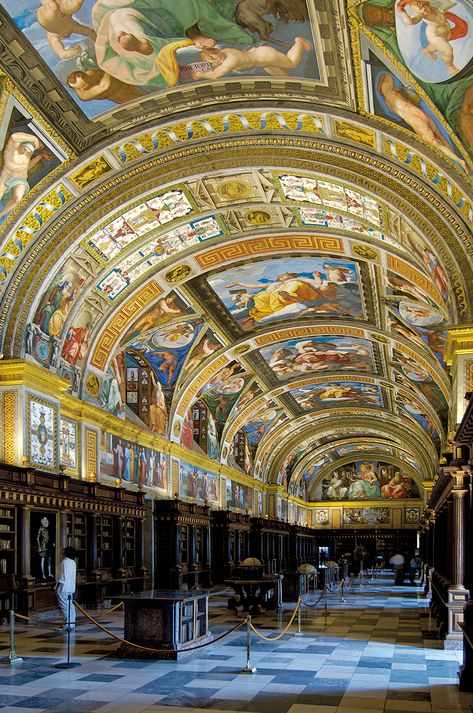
[
  {"x1": 324, "y1": 587, "x2": 328, "y2": 614},
  {"x1": 340, "y1": 579, "x2": 346, "y2": 604},
  {"x1": 240, "y1": 615, "x2": 256, "y2": 674},
  {"x1": 55, "y1": 595, "x2": 80, "y2": 669},
  {"x1": 5, "y1": 611, "x2": 23, "y2": 665},
  {"x1": 294, "y1": 600, "x2": 303, "y2": 637}
]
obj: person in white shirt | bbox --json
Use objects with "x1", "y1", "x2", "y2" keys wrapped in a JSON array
[
  {"x1": 54, "y1": 546, "x2": 77, "y2": 630},
  {"x1": 389, "y1": 552, "x2": 405, "y2": 585}
]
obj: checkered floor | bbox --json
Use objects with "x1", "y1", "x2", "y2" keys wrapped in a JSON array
[{"x1": 0, "y1": 573, "x2": 471, "y2": 713}]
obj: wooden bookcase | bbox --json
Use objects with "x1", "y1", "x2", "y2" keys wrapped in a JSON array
[
  {"x1": 66, "y1": 513, "x2": 87, "y2": 571},
  {"x1": 0, "y1": 505, "x2": 16, "y2": 576},
  {"x1": 97, "y1": 515, "x2": 113, "y2": 570},
  {"x1": 0, "y1": 465, "x2": 147, "y2": 614}
]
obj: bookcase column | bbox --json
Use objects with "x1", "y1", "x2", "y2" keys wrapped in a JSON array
[{"x1": 88, "y1": 514, "x2": 98, "y2": 574}]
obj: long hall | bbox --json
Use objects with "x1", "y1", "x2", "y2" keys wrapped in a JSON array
[{"x1": 0, "y1": 573, "x2": 470, "y2": 713}]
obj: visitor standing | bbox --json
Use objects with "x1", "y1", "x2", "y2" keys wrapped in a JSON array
[
  {"x1": 389, "y1": 552, "x2": 405, "y2": 585},
  {"x1": 54, "y1": 546, "x2": 77, "y2": 630}
]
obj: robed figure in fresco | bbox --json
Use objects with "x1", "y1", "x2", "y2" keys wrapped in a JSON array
[{"x1": 92, "y1": 0, "x2": 255, "y2": 88}]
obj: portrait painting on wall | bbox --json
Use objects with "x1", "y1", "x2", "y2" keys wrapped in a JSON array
[
  {"x1": 226, "y1": 479, "x2": 253, "y2": 511},
  {"x1": 260, "y1": 335, "x2": 375, "y2": 380},
  {"x1": 27, "y1": 395, "x2": 57, "y2": 471},
  {"x1": 208, "y1": 256, "x2": 364, "y2": 332},
  {"x1": 99, "y1": 431, "x2": 167, "y2": 490},
  {"x1": 0, "y1": 100, "x2": 65, "y2": 225},
  {"x1": 314, "y1": 508, "x2": 330, "y2": 527},
  {"x1": 179, "y1": 461, "x2": 219, "y2": 504},
  {"x1": 31, "y1": 511, "x2": 57, "y2": 581},
  {"x1": 255, "y1": 490, "x2": 264, "y2": 516},
  {"x1": 343, "y1": 507, "x2": 391, "y2": 526},
  {"x1": 60, "y1": 418, "x2": 78, "y2": 469},
  {"x1": 2, "y1": 0, "x2": 318, "y2": 119},
  {"x1": 316, "y1": 460, "x2": 420, "y2": 501}
]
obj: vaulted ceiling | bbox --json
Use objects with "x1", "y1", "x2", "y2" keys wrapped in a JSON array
[{"x1": 0, "y1": 0, "x2": 472, "y2": 500}]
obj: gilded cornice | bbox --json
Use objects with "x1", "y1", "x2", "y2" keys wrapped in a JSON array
[
  {"x1": 445, "y1": 325, "x2": 473, "y2": 366},
  {"x1": 0, "y1": 359, "x2": 69, "y2": 397}
]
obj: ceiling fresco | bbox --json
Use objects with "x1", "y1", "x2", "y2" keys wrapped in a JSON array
[{"x1": 0, "y1": 0, "x2": 472, "y2": 507}]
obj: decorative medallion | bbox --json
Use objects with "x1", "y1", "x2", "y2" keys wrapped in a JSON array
[
  {"x1": 245, "y1": 209, "x2": 272, "y2": 225},
  {"x1": 85, "y1": 374, "x2": 100, "y2": 398},
  {"x1": 217, "y1": 180, "x2": 250, "y2": 200},
  {"x1": 233, "y1": 344, "x2": 251, "y2": 356},
  {"x1": 352, "y1": 244, "x2": 379, "y2": 261},
  {"x1": 165, "y1": 264, "x2": 192, "y2": 283}
]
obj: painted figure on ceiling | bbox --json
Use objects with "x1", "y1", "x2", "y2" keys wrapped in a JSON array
[
  {"x1": 91, "y1": 0, "x2": 254, "y2": 88},
  {"x1": 0, "y1": 132, "x2": 54, "y2": 220},
  {"x1": 191, "y1": 37, "x2": 311, "y2": 80},
  {"x1": 397, "y1": 0, "x2": 467, "y2": 76}
]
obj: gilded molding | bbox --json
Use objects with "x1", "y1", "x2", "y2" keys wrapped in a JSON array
[
  {"x1": 445, "y1": 325, "x2": 473, "y2": 366},
  {"x1": 3, "y1": 391, "x2": 16, "y2": 465}
]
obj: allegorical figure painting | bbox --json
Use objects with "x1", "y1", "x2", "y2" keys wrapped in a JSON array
[
  {"x1": 316, "y1": 460, "x2": 420, "y2": 501},
  {"x1": 208, "y1": 257, "x2": 364, "y2": 331},
  {"x1": 4, "y1": 0, "x2": 317, "y2": 118},
  {"x1": 260, "y1": 336, "x2": 374, "y2": 380},
  {"x1": 290, "y1": 380, "x2": 383, "y2": 411}
]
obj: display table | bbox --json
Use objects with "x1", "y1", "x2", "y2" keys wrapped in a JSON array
[
  {"x1": 110, "y1": 588, "x2": 223, "y2": 659},
  {"x1": 225, "y1": 575, "x2": 283, "y2": 614}
]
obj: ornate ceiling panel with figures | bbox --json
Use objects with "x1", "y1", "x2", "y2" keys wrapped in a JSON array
[{"x1": 0, "y1": 0, "x2": 471, "y2": 506}]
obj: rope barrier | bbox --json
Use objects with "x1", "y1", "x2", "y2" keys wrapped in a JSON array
[
  {"x1": 249, "y1": 599, "x2": 300, "y2": 641},
  {"x1": 299, "y1": 588, "x2": 326, "y2": 608},
  {"x1": 75, "y1": 602, "x2": 244, "y2": 653}
]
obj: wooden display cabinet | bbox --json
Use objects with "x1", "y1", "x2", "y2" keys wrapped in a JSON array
[
  {"x1": 211, "y1": 509, "x2": 250, "y2": 583},
  {"x1": 154, "y1": 499, "x2": 211, "y2": 590}
]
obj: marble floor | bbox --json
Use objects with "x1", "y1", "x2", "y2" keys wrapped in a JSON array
[{"x1": 0, "y1": 573, "x2": 471, "y2": 713}]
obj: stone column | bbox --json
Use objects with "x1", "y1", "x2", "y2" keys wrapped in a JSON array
[{"x1": 445, "y1": 468, "x2": 470, "y2": 648}]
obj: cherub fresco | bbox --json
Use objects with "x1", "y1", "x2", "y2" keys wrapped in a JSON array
[
  {"x1": 354, "y1": 0, "x2": 473, "y2": 158},
  {"x1": 208, "y1": 257, "x2": 363, "y2": 331},
  {"x1": 377, "y1": 72, "x2": 468, "y2": 171},
  {"x1": 5, "y1": 0, "x2": 316, "y2": 118},
  {"x1": 395, "y1": 0, "x2": 471, "y2": 80},
  {"x1": 260, "y1": 336, "x2": 374, "y2": 380}
]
